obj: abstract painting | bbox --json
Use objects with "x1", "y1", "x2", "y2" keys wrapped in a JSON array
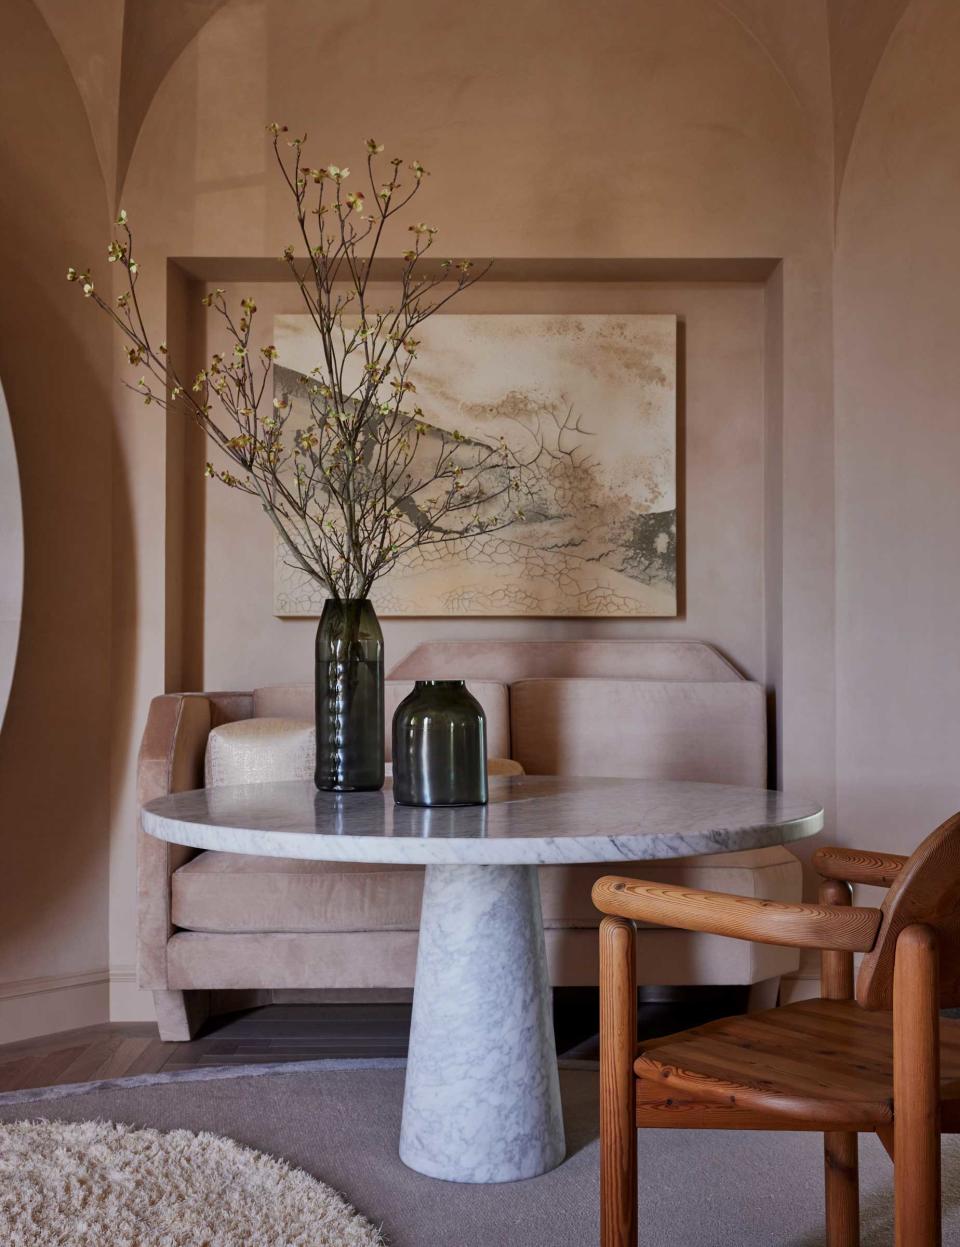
[{"x1": 272, "y1": 313, "x2": 677, "y2": 616}]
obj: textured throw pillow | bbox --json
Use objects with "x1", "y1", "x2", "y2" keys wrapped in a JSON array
[{"x1": 205, "y1": 717, "x2": 316, "y2": 788}]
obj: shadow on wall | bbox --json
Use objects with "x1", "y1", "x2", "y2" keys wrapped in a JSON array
[
  {"x1": 0, "y1": 249, "x2": 131, "y2": 971},
  {"x1": 0, "y1": 0, "x2": 133, "y2": 998}
]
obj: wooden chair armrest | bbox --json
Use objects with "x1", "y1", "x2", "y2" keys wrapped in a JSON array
[
  {"x1": 591, "y1": 876, "x2": 882, "y2": 953},
  {"x1": 813, "y1": 845, "x2": 907, "y2": 888}
]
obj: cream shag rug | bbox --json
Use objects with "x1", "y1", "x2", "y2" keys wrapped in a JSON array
[{"x1": 0, "y1": 1119, "x2": 383, "y2": 1246}]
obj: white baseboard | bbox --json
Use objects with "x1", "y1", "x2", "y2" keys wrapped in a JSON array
[
  {"x1": 0, "y1": 965, "x2": 163, "y2": 1041},
  {"x1": 108, "y1": 964, "x2": 157, "y2": 1022},
  {"x1": 0, "y1": 970, "x2": 109, "y2": 1044}
]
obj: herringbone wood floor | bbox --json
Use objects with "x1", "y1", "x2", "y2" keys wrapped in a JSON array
[
  {"x1": 0, "y1": 1004, "x2": 413, "y2": 1094},
  {"x1": 0, "y1": 989, "x2": 744, "y2": 1094}
]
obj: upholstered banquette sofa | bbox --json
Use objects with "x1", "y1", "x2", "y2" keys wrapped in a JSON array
[{"x1": 138, "y1": 640, "x2": 803, "y2": 1039}]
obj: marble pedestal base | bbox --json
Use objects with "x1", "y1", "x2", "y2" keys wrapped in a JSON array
[{"x1": 399, "y1": 864, "x2": 566, "y2": 1183}]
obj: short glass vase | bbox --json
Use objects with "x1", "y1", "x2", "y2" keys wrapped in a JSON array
[{"x1": 392, "y1": 680, "x2": 488, "y2": 807}]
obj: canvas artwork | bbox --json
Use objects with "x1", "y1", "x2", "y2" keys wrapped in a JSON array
[{"x1": 272, "y1": 313, "x2": 677, "y2": 617}]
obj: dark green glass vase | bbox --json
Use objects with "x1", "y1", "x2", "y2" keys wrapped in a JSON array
[
  {"x1": 392, "y1": 680, "x2": 488, "y2": 807},
  {"x1": 315, "y1": 598, "x2": 384, "y2": 792}
]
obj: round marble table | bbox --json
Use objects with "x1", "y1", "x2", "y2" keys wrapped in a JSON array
[{"x1": 142, "y1": 774, "x2": 823, "y2": 1184}]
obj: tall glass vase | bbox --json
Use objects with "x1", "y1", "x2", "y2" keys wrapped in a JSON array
[{"x1": 315, "y1": 598, "x2": 384, "y2": 792}]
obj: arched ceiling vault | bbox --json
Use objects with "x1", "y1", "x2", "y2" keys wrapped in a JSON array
[
  {"x1": 712, "y1": 0, "x2": 833, "y2": 130},
  {"x1": 827, "y1": 0, "x2": 912, "y2": 210},
  {"x1": 713, "y1": 0, "x2": 915, "y2": 215},
  {"x1": 31, "y1": 0, "x2": 229, "y2": 208},
  {"x1": 31, "y1": 0, "x2": 124, "y2": 198},
  {"x1": 34, "y1": 0, "x2": 913, "y2": 227},
  {"x1": 115, "y1": 0, "x2": 231, "y2": 202}
]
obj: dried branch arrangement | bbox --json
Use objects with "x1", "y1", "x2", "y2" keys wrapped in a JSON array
[{"x1": 68, "y1": 125, "x2": 568, "y2": 601}]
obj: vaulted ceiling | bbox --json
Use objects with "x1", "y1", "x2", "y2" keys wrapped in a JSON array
[
  {"x1": 32, "y1": 0, "x2": 229, "y2": 202},
  {"x1": 827, "y1": 0, "x2": 912, "y2": 205},
  {"x1": 32, "y1": 0, "x2": 913, "y2": 217}
]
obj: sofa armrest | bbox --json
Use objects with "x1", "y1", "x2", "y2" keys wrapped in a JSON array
[{"x1": 137, "y1": 692, "x2": 251, "y2": 987}]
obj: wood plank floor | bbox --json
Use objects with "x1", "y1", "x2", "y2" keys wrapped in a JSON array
[
  {"x1": 0, "y1": 989, "x2": 746, "y2": 1094},
  {"x1": 0, "y1": 1004, "x2": 413, "y2": 1093}
]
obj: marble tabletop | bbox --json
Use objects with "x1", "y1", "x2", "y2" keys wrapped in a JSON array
[{"x1": 142, "y1": 774, "x2": 824, "y2": 865}]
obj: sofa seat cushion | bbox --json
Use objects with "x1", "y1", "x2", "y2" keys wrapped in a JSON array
[
  {"x1": 172, "y1": 854, "x2": 425, "y2": 934},
  {"x1": 171, "y1": 845, "x2": 800, "y2": 935}
]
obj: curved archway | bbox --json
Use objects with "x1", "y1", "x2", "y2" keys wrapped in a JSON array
[
  {"x1": 0, "y1": 378, "x2": 23, "y2": 733},
  {"x1": 834, "y1": 0, "x2": 960, "y2": 861}
]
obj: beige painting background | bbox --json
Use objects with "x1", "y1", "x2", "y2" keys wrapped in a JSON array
[{"x1": 273, "y1": 313, "x2": 677, "y2": 617}]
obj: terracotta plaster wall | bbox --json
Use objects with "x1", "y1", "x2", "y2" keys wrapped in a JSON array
[
  {"x1": 103, "y1": 0, "x2": 837, "y2": 1018},
  {"x1": 834, "y1": 0, "x2": 960, "y2": 883},
  {"x1": 0, "y1": 0, "x2": 114, "y2": 1039},
  {"x1": 5, "y1": 0, "x2": 957, "y2": 1029}
]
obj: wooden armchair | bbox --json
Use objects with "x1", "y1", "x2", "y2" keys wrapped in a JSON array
[{"x1": 593, "y1": 814, "x2": 960, "y2": 1247}]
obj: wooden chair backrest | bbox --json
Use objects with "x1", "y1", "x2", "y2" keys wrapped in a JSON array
[{"x1": 857, "y1": 811, "x2": 960, "y2": 1009}]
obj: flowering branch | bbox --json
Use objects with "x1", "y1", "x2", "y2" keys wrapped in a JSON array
[{"x1": 68, "y1": 125, "x2": 566, "y2": 602}]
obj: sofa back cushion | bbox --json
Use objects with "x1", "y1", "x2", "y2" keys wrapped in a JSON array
[
  {"x1": 251, "y1": 680, "x2": 511, "y2": 762},
  {"x1": 388, "y1": 639, "x2": 741, "y2": 683},
  {"x1": 510, "y1": 678, "x2": 766, "y2": 785}
]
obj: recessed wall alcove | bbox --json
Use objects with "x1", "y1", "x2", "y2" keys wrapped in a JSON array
[{"x1": 163, "y1": 255, "x2": 785, "y2": 777}]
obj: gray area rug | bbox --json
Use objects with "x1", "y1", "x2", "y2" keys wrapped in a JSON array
[{"x1": 1, "y1": 1060, "x2": 958, "y2": 1247}]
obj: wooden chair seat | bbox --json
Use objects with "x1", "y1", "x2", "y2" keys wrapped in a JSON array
[{"x1": 636, "y1": 998, "x2": 960, "y2": 1127}]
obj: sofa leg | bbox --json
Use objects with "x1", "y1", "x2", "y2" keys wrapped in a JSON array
[
  {"x1": 746, "y1": 976, "x2": 780, "y2": 1012},
  {"x1": 153, "y1": 989, "x2": 210, "y2": 1041}
]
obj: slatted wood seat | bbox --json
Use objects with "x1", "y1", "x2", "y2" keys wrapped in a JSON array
[
  {"x1": 636, "y1": 998, "x2": 960, "y2": 1127},
  {"x1": 592, "y1": 814, "x2": 960, "y2": 1247}
]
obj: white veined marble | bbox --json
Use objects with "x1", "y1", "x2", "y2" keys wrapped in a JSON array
[
  {"x1": 142, "y1": 774, "x2": 823, "y2": 866},
  {"x1": 399, "y1": 864, "x2": 565, "y2": 1183}
]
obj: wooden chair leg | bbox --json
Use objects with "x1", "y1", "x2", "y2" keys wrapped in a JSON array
[
  {"x1": 824, "y1": 1131, "x2": 860, "y2": 1246},
  {"x1": 894, "y1": 925, "x2": 941, "y2": 1247},
  {"x1": 816, "y1": 879, "x2": 860, "y2": 1244},
  {"x1": 599, "y1": 916, "x2": 637, "y2": 1247}
]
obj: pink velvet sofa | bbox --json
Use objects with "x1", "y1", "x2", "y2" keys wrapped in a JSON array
[{"x1": 138, "y1": 640, "x2": 803, "y2": 1040}]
